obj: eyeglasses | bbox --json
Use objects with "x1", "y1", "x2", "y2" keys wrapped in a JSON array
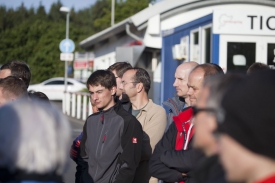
[{"x1": 120, "y1": 81, "x2": 140, "y2": 86}]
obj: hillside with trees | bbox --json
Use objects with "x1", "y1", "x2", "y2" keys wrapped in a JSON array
[{"x1": 0, "y1": 0, "x2": 155, "y2": 83}]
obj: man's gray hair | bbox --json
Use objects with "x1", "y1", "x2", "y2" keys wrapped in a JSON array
[
  {"x1": 0, "y1": 99, "x2": 71, "y2": 175},
  {"x1": 204, "y1": 73, "x2": 244, "y2": 110}
]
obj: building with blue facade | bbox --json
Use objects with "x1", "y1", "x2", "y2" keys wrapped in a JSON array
[{"x1": 79, "y1": 0, "x2": 275, "y2": 105}]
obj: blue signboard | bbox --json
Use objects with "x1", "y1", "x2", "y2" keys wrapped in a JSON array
[{"x1": 59, "y1": 39, "x2": 75, "y2": 53}]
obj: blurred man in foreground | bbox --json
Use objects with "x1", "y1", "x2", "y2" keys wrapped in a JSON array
[
  {"x1": 192, "y1": 73, "x2": 244, "y2": 183},
  {"x1": 217, "y1": 70, "x2": 275, "y2": 183},
  {"x1": 0, "y1": 99, "x2": 71, "y2": 183}
]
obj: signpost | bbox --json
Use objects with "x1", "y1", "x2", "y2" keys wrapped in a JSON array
[
  {"x1": 60, "y1": 53, "x2": 74, "y2": 61},
  {"x1": 60, "y1": 6, "x2": 74, "y2": 115},
  {"x1": 59, "y1": 39, "x2": 75, "y2": 53}
]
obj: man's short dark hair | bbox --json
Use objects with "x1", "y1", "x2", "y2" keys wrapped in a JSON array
[
  {"x1": 0, "y1": 76, "x2": 28, "y2": 99},
  {"x1": 107, "y1": 62, "x2": 132, "y2": 78},
  {"x1": 247, "y1": 62, "x2": 270, "y2": 74},
  {"x1": 130, "y1": 68, "x2": 151, "y2": 94},
  {"x1": 86, "y1": 70, "x2": 116, "y2": 90},
  {"x1": 0, "y1": 61, "x2": 31, "y2": 88},
  {"x1": 193, "y1": 63, "x2": 224, "y2": 78}
]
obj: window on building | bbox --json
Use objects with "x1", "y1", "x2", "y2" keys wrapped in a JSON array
[
  {"x1": 203, "y1": 27, "x2": 211, "y2": 63},
  {"x1": 227, "y1": 42, "x2": 256, "y2": 72},
  {"x1": 191, "y1": 30, "x2": 200, "y2": 62},
  {"x1": 267, "y1": 43, "x2": 275, "y2": 66}
]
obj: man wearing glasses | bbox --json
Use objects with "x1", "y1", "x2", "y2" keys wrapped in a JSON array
[
  {"x1": 120, "y1": 68, "x2": 167, "y2": 183},
  {"x1": 150, "y1": 63, "x2": 223, "y2": 183}
]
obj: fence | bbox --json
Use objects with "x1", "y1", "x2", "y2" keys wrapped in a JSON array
[{"x1": 62, "y1": 92, "x2": 93, "y2": 121}]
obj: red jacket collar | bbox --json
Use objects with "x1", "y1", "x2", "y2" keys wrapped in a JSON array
[{"x1": 255, "y1": 175, "x2": 275, "y2": 183}]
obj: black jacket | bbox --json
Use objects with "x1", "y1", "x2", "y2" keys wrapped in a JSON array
[
  {"x1": 78, "y1": 102, "x2": 143, "y2": 183},
  {"x1": 149, "y1": 122, "x2": 204, "y2": 183},
  {"x1": 190, "y1": 155, "x2": 227, "y2": 183},
  {"x1": 120, "y1": 94, "x2": 132, "y2": 111}
]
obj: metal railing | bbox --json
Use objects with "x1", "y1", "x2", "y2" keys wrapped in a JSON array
[{"x1": 62, "y1": 92, "x2": 93, "y2": 121}]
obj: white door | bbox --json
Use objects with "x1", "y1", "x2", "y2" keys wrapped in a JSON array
[{"x1": 219, "y1": 35, "x2": 275, "y2": 72}]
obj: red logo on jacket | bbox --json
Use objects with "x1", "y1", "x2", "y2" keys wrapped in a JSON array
[{"x1": 132, "y1": 138, "x2": 137, "y2": 143}]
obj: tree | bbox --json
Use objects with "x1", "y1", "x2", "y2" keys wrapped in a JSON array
[
  {"x1": 48, "y1": 0, "x2": 64, "y2": 21},
  {"x1": 0, "y1": 0, "x2": 155, "y2": 83}
]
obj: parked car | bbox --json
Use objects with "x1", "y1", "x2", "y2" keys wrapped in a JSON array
[{"x1": 28, "y1": 77, "x2": 86, "y2": 101}]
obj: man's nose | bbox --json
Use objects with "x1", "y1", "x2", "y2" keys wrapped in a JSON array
[
  {"x1": 187, "y1": 88, "x2": 193, "y2": 96},
  {"x1": 173, "y1": 79, "x2": 177, "y2": 87},
  {"x1": 119, "y1": 82, "x2": 124, "y2": 90},
  {"x1": 93, "y1": 93, "x2": 99, "y2": 100}
]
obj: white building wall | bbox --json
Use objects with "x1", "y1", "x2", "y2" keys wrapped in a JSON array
[
  {"x1": 94, "y1": 51, "x2": 116, "y2": 71},
  {"x1": 161, "y1": 4, "x2": 275, "y2": 31},
  {"x1": 142, "y1": 3, "x2": 275, "y2": 50},
  {"x1": 88, "y1": 3, "x2": 275, "y2": 74}
]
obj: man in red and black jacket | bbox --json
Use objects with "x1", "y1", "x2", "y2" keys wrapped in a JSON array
[{"x1": 149, "y1": 64, "x2": 224, "y2": 183}]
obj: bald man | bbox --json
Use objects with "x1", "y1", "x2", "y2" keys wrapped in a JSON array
[
  {"x1": 150, "y1": 63, "x2": 224, "y2": 183},
  {"x1": 163, "y1": 62, "x2": 198, "y2": 128}
]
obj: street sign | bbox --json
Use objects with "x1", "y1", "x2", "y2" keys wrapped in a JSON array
[
  {"x1": 59, "y1": 39, "x2": 75, "y2": 53},
  {"x1": 74, "y1": 60, "x2": 94, "y2": 70},
  {"x1": 60, "y1": 53, "x2": 74, "y2": 61}
]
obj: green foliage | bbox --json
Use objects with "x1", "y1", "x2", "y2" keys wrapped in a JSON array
[{"x1": 0, "y1": 0, "x2": 155, "y2": 84}]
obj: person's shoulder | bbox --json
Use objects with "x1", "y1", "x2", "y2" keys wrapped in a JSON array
[
  {"x1": 85, "y1": 111, "x2": 101, "y2": 125},
  {"x1": 87, "y1": 111, "x2": 100, "y2": 119},
  {"x1": 115, "y1": 104, "x2": 138, "y2": 121},
  {"x1": 149, "y1": 100, "x2": 166, "y2": 113},
  {"x1": 119, "y1": 110, "x2": 143, "y2": 131}
]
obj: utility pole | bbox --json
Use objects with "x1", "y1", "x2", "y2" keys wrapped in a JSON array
[{"x1": 111, "y1": 0, "x2": 115, "y2": 26}]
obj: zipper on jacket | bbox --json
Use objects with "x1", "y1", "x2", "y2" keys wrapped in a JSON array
[
  {"x1": 94, "y1": 111, "x2": 105, "y2": 179},
  {"x1": 182, "y1": 124, "x2": 187, "y2": 147},
  {"x1": 100, "y1": 133, "x2": 107, "y2": 156},
  {"x1": 100, "y1": 112, "x2": 104, "y2": 124}
]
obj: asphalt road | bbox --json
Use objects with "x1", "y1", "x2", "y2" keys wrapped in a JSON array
[{"x1": 51, "y1": 101, "x2": 85, "y2": 183}]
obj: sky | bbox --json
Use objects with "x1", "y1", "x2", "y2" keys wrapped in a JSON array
[
  {"x1": 0, "y1": 0, "x2": 162, "y2": 12},
  {"x1": 0, "y1": 0, "x2": 97, "y2": 12}
]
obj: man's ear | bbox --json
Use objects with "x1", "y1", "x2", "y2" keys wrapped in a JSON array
[
  {"x1": 136, "y1": 83, "x2": 143, "y2": 93},
  {"x1": 111, "y1": 86, "x2": 117, "y2": 95}
]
